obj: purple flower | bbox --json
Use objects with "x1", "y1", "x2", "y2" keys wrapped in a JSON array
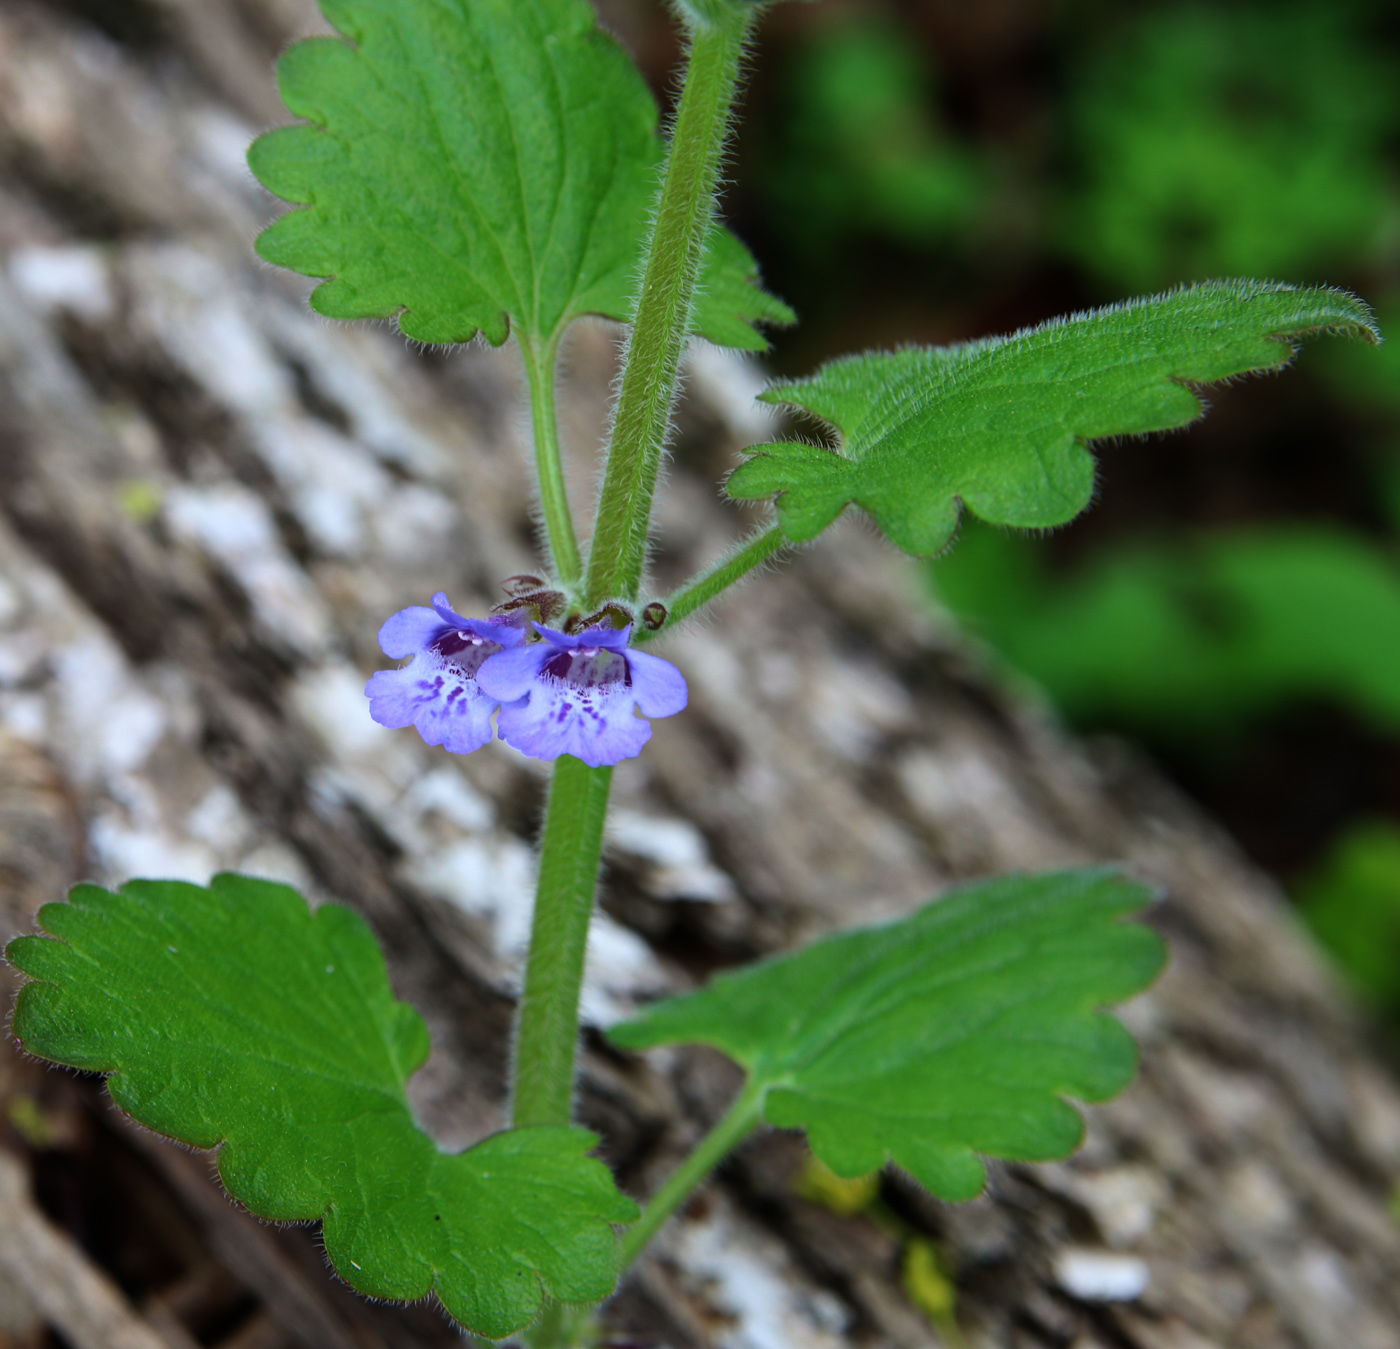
[
  {"x1": 365, "y1": 593, "x2": 524, "y2": 754},
  {"x1": 476, "y1": 623, "x2": 687, "y2": 768}
]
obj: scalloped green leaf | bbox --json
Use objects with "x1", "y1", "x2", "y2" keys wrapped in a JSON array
[
  {"x1": 6, "y1": 875, "x2": 638, "y2": 1340},
  {"x1": 727, "y1": 280, "x2": 1378, "y2": 555},
  {"x1": 610, "y1": 870, "x2": 1165, "y2": 1201},
  {"x1": 247, "y1": 0, "x2": 791, "y2": 349}
]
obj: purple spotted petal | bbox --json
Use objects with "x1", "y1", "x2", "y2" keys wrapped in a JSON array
[
  {"x1": 366, "y1": 656, "x2": 497, "y2": 754},
  {"x1": 481, "y1": 623, "x2": 686, "y2": 767},
  {"x1": 495, "y1": 681, "x2": 652, "y2": 768},
  {"x1": 627, "y1": 649, "x2": 688, "y2": 718},
  {"x1": 367, "y1": 595, "x2": 524, "y2": 756}
]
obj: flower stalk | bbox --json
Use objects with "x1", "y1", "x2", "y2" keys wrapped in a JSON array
[{"x1": 586, "y1": 3, "x2": 757, "y2": 605}]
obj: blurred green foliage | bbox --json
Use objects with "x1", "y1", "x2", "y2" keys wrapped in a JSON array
[
  {"x1": 1060, "y1": 3, "x2": 1399, "y2": 289},
  {"x1": 750, "y1": 0, "x2": 1400, "y2": 1008},
  {"x1": 933, "y1": 522, "x2": 1400, "y2": 746},
  {"x1": 756, "y1": 13, "x2": 983, "y2": 259},
  {"x1": 1297, "y1": 823, "x2": 1400, "y2": 1012},
  {"x1": 933, "y1": 516, "x2": 1400, "y2": 1010}
]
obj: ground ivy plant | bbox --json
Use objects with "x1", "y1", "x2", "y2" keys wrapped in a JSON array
[{"x1": 5, "y1": 0, "x2": 1379, "y2": 1344}]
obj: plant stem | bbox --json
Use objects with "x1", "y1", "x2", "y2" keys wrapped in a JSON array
[
  {"x1": 522, "y1": 1300, "x2": 594, "y2": 1349},
  {"x1": 619, "y1": 1077, "x2": 765, "y2": 1270},
  {"x1": 635, "y1": 523, "x2": 787, "y2": 644},
  {"x1": 520, "y1": 332, "x2": 583, "y2": 586},
  {"x1": 586, "y1": 4, "x2": 755, "y2": 606},
  {"x1": 511, "y1": 756, "x2": 613, "y2": 1128}
]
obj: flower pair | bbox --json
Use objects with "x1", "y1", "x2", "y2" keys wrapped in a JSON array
[{"x1": 365, "y1": 594, "x2": 687, "y2": 768}]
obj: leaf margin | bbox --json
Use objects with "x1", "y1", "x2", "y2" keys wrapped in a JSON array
[{"x1": 246, "y1": 0, "x2": 792, "y2": 351}]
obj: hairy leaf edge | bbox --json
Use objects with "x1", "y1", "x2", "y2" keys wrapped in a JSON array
[{"x1": 726, "y1": 280, "x2": 1381, "y2": 551}]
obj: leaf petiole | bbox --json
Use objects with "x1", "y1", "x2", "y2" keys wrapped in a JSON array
[
  {"x1": 619, "y1": 1076, "x2": 766, "y2": 1269},
  {"x1": 520, "y1": 332, "x2": 583, "y2": 587},
  {"x1": 634, "y1": 522, "x2": 789, "y2": 643}
]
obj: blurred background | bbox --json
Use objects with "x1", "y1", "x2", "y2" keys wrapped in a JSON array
[{"x1": 597, "y1": 0, "x2": 1400, "y2": 1030}]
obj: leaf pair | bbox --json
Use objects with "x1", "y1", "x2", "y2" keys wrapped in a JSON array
[
  {"x1": 248, "y1": 0, "x2": 791, "y2": 349},
  {"x1": 7, "y1": 869, "x2": 1161, "y2": 1335},
  {"x1": 728, "y1": 280, "x2": 1378, "y2": 556},
  {"x1": 247, "y1": 2, "x2": 1378, "y2": 576}
]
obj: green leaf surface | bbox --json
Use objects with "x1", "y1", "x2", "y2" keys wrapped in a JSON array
[
  {"x1": 610, "y1": 870, "x2": 1164, "y2": 1200},
  {"x1": 248, "y1": 0, "x2": 790, "y2": 349},
  {"x1": 7, "y1": 875, "x2": 637, "y2": 1339},
  {"x1": 727, "y1": 280, "x2": 1377, "y2": 556}
]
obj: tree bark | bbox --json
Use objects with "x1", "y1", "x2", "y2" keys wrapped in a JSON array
[{"x1": 2, "y1": 4, "x2": 1400, "y2": 1348}]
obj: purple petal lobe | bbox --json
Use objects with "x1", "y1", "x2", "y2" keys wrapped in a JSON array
[
  {"x1": 532, "y1": 623, "x2": 582, "y2": 649},
  {"x1": 379, "y1": 606, "x2": 448, "y2": 660},
  {"x1": 627, "y1": 649, "x2": 688, "y2": 718},
  {"x1": 432, "y1": 592, "x2": 473, "y2": 629},
  {"x1": 476, "y1": 645, "x2": 552, "y2": 702},
  {"x1": 587, "y1": 624, "x2": 633, "y2": 652},
  {"x1": 366, "y1": 657, "x2": 496, "y2": 754}
]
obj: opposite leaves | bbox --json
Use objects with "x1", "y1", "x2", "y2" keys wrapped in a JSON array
[
  {"x1": 611, "y1": 870, "x2": 1165, "y2": 1200},
  {"x1": 728, "y1": 280, "x2": 1378, "y2": 555},
  {"x1": 248, "y1": 0, "x2": 791, "y2": 348},
  {"x1": 7, "y1": 876, "x2": 637, "y2": 1340}
]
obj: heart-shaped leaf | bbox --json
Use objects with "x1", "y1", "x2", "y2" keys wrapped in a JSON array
[
  {"x1": 8, "y1": 875, "x2": 638, "y2": 1339},
  {"x1": 248, "y1": 0, "x2": 791, "y2": 349},
  {"x1": 611, "y1": 870, "x2": 1165, "y2": 1200}
]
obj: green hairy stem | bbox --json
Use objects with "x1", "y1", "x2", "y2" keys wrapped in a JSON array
[
  {"x1": 586, "y1": 3, "x2": 755, "y2": 604},
  {"x1": 513, "y1": 3, "x2": 761, "y2": 1138},
  {"x1": 508, "y1": 11, "x2": 772, "y2": 1313},
  {"x1": 510, "y1": 757, "x2": 613, "y2": 1128}
]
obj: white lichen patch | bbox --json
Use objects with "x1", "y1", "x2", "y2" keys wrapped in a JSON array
[
  {"x1": 0, "y1": 518, "x2": 294, "y2": 894},
  {"x1": 608, "y1": 810, "x2": 735, "y2": 902},
  {"x1": 1053, "y1": 1247, "x2": 1151, "y2": 1302},
  {"x1": 165, "y1": 484, "x2": 333, "y2": 653},
  {"x1": 665, "y1": 1197, "x2": 853, "y2": 1349},
  {"x1": 8, "y1": 243, "x2": 112, "y2": 321}
]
